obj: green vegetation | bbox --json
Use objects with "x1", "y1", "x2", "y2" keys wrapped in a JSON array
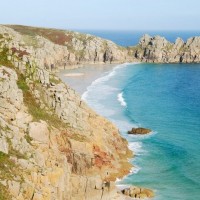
[
  {"x1": 17, "y1": 74, "x2": 29, "y2": 92},
  {"x1": 180, "y1": 46, "x2": 190, "y2": 52},
  {"x1": 0, "y1": 182, "x2": 11, "y2": 200},
  {"x1": 127, "y1": 45, "x2": 142, "y2": 56},
  {"x1": 165, "y1": 44, "x2": 173, "y2": 51},
  {"x1": 17, "y1": 74, "x2": 68, "y2": 129},
  {"x1": 70, "y1": 133, "x2": 87, "y2": 142},
  {"x1": 49, "y1": 75, "x2": 61, "y2": 84},
  {"x1": 0, "y1": 47, "x2": 14, "y2": 68},
  {"x1": 6, "y1": 25, "x2": 72, "y2": 45},
  {"x1": 0, "y1": 150, "x2": 22, "y2": 200},
  {"x1": 0, "y1": 151, "x2": 18, "y2": 180},
  {"x1": 77, "y1": 50, "x2": 85, "y2": 59},
  {"x1": 23, "y1": 35, "x2": 39, "y2": 48},
  {"x1": 0, "y1": 34, "x2": 4, "y2": 40},
  {"x1": 24, "y1": 134, "x2": 33, "y2": 144},
  {"x1": 6, "y1": 137, "x2": 26, "y2": 159}
]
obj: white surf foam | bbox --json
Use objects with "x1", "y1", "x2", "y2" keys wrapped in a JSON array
[
  {"x1": 81, "y1": 62, "x2": 136, "y2": 101},
  {"x1": 130, "y1": 165, "x2": 141, "y2": 174},
  {"x1": 117, "y1": 92, "x2": 127, "y2": 107},
  {"x1": 128, "y1": 141, "x2": 147, "y2": 155},
  {"x1": 111, "y1": 118, "x2": 137, "y2": 133},
  {"x1": 81, "y1": 62, "x2": 149, "y2": 185},
  {"x1": 115, "y1": 184, "x2": 130, "y2": 190}
]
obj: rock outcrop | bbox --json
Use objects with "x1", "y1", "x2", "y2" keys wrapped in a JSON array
[
  {"x1": 0, "y1": 26, "x2": 134, "y2": 200},
  {"x1": 122, "y1": 186, "x2": 154, "y2": 199},
  {"x1": 131, "y1": 34, "x2": 200, "y2": 63},
  {"x1": 4, "y1": 24, "x2": 200, "y2": 200},
  {"x1": 3, "y1": 25, "x2": 134, "y2": 70},
  {"x1": 128, "y1": 128, "x2": 152, "y2": 135}
]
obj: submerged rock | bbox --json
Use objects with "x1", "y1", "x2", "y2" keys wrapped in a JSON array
[{"x1": 128, "y1": 127, "x2": 151, "y2": 135}]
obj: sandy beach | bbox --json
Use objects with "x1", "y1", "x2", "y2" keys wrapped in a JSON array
[
  {"x1": 58, "y1": 64, "x2": 117, "y2": 95},
  {"x1": 64, "y1": 73, "x2": 84, "y2": 77}
]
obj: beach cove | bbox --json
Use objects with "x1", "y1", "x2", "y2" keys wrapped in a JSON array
[{"x1": 59, "y1": 63, "x2": 200, "y2": 200}]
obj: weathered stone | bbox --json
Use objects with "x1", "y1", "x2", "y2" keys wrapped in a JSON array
[
  {"x1": 122, "y1": 186, "x2": 154, "y2": 198},
  {"x1": 0, "y1": 137, "x2": 9, "y2": 154},
  {"x1": 0, "y1": 25, "x2": 165, "y2": 200},
  {"x1": 29, "y1": 121, "x2": 49, "y2": 143},
  {"x1": 8, "y1": 181, "x2": 21, "y2": 197},
  {"x1": 128, "y1": 127, "x2": 152, "y2": 135},
  {"x1": 135, "y1": 34, "x2": 200, "y2": 63}
]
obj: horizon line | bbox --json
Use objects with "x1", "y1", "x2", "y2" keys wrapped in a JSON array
[{"x1": 1, "y1": 23, "x2": 200, "y2": 32}]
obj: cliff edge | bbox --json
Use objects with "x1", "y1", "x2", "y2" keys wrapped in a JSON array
[
  {"x1": 0, "y1": 25, "x2": 133, "y2": 200},
  {"x1": 2, "y1": 24, "x2": 198, "y2": 200}
]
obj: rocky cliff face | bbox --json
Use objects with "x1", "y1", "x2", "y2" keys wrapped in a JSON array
[
  {"x1": 2, "y1": 24, "x2": 198, "y2": 200},
  {"x1": 3, "y1": 25, "x2": 133, "y2": 70},
  {"x1": 131, "y1": 34, "x2": 200, "y2": 63},
  {"x1": 0, "y1": 26, "x2": 133, "y2": 199}
]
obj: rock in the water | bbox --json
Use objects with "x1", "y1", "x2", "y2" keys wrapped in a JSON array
[
  {"x1": 122, "y1": 186, "x2": 154, "y2": 199},
  {"x1": 128, "y1": 127, "x2": 151, "y2": 135}
]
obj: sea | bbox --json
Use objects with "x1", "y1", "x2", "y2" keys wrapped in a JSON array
[
  {"x1": 77, "y1": 30, "x2": 200, "y2": 46},
  {"x1": 64, "y1": 31, "x2": 200, "y2": 199}
]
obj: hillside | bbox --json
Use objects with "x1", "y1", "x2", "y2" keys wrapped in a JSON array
[
  {"x1": 4, "y1": 25, "x2": 134, "y2": 69},
  {"x1": 0, "y1": 25, "x2": 156, "y2": 199}
]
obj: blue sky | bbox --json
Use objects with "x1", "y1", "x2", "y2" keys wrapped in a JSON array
[{"x1": 1, "y1": 0, "x2": 200, "y2": 30}]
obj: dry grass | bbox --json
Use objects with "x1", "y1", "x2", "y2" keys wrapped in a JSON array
[{"x1": 7, "y1": 25, "x2": 72, "y2": 45}]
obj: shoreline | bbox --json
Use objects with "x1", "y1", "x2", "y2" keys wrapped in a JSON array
[
  {"x1": 58, "y1": 63, "x2": 118, "y2": 95},
  {"x1": 58, "y1": 62, "x2": 155, "y2": 199}
]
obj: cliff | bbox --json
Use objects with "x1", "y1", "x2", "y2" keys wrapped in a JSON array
[
  {"x1": 1, "y1": 24, "x2": 198, "y2": 200},
  {"x1": 3, "y1": 25, "x2": 134, "y2": 69},
  {"x1": 0, "y1": 25, "x2": 133, "y2": 200},
  {"x1": 131, "y1": 34, "x2": 200, "y2": 63}
]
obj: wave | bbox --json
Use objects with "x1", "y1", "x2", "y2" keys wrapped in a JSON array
[
  {"x1": 128, "y1": 141, "x2": 144, "y2": 155},
  {"x1": 81, "y1": 62, "x2": 148, "y2": 186},
  {"x1": 117, "y1": 92, "x2": 127, "y2": 107},
  {"x1": 130, "y1": 165, "x2": 141, "y2": 174},
  {"x1": 111, "y1": 118, "x2": 137, "y2": 134},
  {"x1": 81, "y1": 62, "x2": 138, "y2": 101}
]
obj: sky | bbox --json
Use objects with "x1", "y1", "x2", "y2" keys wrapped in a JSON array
[{"x1": 1, "y1": 0, "x2": 200, "y2": 30}]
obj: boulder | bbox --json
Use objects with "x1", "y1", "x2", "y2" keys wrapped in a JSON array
[
  {"x1": 128, "y1": 127, "x2": 151, "y2": 135},
  {"x1": 122, "y1": 186, "x2": 154, "y2": 198}
]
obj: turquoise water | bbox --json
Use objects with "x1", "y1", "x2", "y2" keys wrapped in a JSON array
[{"x1": 82, "y1": 63, "x2": 200, "y2": 200}]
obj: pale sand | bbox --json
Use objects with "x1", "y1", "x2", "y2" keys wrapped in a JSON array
[
  {"x1": 64, "y1": 73, "x2": 84, "y2": 77},
  {"x1": 59, "y1": 64, "x2": 118, "y2": 95}
]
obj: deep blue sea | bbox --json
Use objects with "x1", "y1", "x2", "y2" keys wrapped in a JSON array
[
  {"x1": 82, "y1": 63, "x2": 200, "y2": 200},
  {"x1": 77, "y1": 30, "x2": 200, "y2": 46}
]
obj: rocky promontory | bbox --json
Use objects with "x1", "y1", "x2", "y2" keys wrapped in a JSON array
[
  {"x1": 3, "y1": 25, "x2": 134, "y2": 70},
  {"x1": 131, "y1": 34, "x2": 200, "y2": 63}
]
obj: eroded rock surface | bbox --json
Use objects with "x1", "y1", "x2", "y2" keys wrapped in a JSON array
[
  {"x1": 0, "y1": 27, "x2": 133, "y2": 200},
  {"x1": 132, "y1": 34, "x2": 200, "y2": 63}
]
